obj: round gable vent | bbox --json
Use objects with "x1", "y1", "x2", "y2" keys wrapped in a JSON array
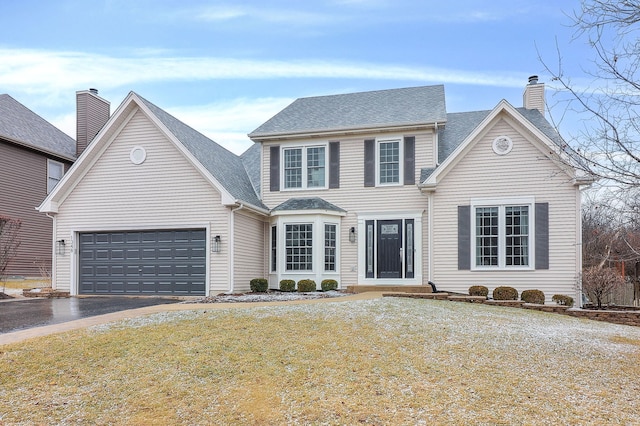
[
  {"x1": 130, "y1": 146, "x2": 147, "y2": 164},
  {"x1": 492, "y1": 136, "x2": 513, "y2": 155}
]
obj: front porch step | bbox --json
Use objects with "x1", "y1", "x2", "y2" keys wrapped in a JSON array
[{"x1": 346, "y1": 285, "x2": 433, "y2": 294}]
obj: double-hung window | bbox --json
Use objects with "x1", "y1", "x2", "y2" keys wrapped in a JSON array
[
  {"x1": 285, "y1": 224, "x2": 313, "y2": 271},
  {"x1": 474, "y1": 203, "x2": 531, "y2": 269},
  {"x1": 324, "y1": 224, "x2": 336, "y2": 271},
  {"x1": 378, "y1": 139, "x2": 401, "y2": 185},
  {"x1": 283, "y1": 145, "x2": 326, "y2": 189},
  {"x1": 47, "y1": 159, "x2": 64, "y2": 193}
]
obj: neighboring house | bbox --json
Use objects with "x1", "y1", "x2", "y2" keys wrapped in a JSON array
[
  {"x1": 39, "y1": 78, "x2": 592, "y2": 302},
  {"x1": 0, "y1": 95, "x2": 76, "y2": 277}
]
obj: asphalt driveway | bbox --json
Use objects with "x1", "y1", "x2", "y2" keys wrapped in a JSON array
[{"x1": 0, "y1": 297, "x2": 182, "y2": 334}]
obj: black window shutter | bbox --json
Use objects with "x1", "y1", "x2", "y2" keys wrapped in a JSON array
[
  {"x1": 458, "y1": 205, "x2": 471, "y2": 270},
  {"x1": 329, "y1": 141, "x2": 340, "y2": 189},
  {"x1": 535, "y1": 203, "x2": 549, "y2": 269},
  {"x1": 404, "y1": 136, "x2": 415, "y2": 185},
  {"x1": 364, "y1": 139, "x2": 375, "y2": 187},
  {"x1": 270, "y1": 146, "x2": 280, "y2": 192}
]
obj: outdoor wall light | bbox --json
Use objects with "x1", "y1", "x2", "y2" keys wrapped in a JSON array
[
  {"x1": 56, "y1": 239, "x2": 66, "y2": 256},
  {"x1": 349, "y1": 227, "x2": 356, "y2": 243},
  {"x1": 213, "y1": 235, "x2": 221, "y2": 253}
]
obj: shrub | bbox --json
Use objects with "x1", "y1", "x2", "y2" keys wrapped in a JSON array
[
  {"x1": 249, "y1": 278, "x2": 268, "y2": 293},
  {"x1": 492, "y1": 286, "x2": 518, "y2": 301},
  {"x1": 279, "y1": 279, "x2": 296, "y2": 292},
  {"x1": 582, "y1": 266, "x2": 625, "y2": 308},
  {"x1": 321, "y1": 279, "x2": 338, "y2": 292},
  {"x1": 552, "y1": 294, "x2": 575, "y2": 307},
  {"x1": 521, "y1": 289, "x2": 545, "y2": 304},
  {"x1": 468, "y1": 285, "x2": 489, "y2": 297},
  {"x1": 297, "y1": 279, "x2": 316, "y2": 292}
]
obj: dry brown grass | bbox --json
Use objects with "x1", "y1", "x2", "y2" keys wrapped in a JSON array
[
  {"x1": 1, "y1": 278, "x2": 50, "y2": 290},
  {"x1": 1, "y1": 298, "x2": 640, "y2": 425}
]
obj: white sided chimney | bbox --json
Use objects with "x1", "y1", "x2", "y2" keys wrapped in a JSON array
[
  {"x1": 76, "y1": 88, "x2": 110, "y2": 157},
  {"x1": 523, "y1": 75, "x2": 545, "y2": 116}
]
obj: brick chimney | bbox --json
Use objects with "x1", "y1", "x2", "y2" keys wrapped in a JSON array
[
  {"x1": 523, "y1": 75, "x2": 545, "y2": 116},
  {"x1": 76, "y1": 88, "x2": 110, "y2": 157}
]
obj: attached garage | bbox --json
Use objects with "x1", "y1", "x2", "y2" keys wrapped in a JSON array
[{"x1": 79, "y1": 229, "x2": 207, "y2": 295}]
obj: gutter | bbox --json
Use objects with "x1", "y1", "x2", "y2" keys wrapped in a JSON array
[{"x1": 250, "y1": 121, "x2": 444, "y2": 142}]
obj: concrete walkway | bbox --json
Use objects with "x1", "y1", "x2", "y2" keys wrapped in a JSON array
[{"x1": 0, "y1": 292, "x2": 384, "y2": 346}]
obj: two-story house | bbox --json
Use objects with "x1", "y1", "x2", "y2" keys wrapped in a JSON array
[
  {"x1": 1, "y1": 90, "x2": 109, "y2": 279},
  {"x1": 1, "y1": 95, "x2": 76, "y2": 278},
  {"x1": 39, "y1": 79, "x2": 591, "y2": 302}
]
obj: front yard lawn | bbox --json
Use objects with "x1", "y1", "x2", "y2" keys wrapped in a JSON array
[{"x1": 1, "y1": 298, "x2": 639, "y2": 425}]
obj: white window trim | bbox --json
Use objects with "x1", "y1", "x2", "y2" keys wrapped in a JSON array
[
  {"x1": 375, "y1": 137, "x2": 403, "y2": 187},
  {"x1": 323, "y1": 222, "x2": 338, "y2": 272},
  {"x1": 47, "y1": 159, "x2": 64, "y2": 193},
  {"x1": 272, "y1": 215, "x2": 341, "y2": 283},
  {"x1": 270, "y1": 225, "x2": 277, "y2": 273},
  {"x1": 356, "y1": 211, "x2": 423, "y2": 285},
  {"x1": 470, "y1": 196, "x2": 535, "y2": 271},
  {"x1": 284, "y1": 222, "x2": 314, "y2": 272},
  {"x1": 281, "y1": 142, "x2": 329, "y2": 191}
]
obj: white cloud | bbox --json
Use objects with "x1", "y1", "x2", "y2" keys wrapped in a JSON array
[
  {"x1": 0, "y1": 47, "x2": 528, "y2": 100},
  {"x1": 166, "y1": 97, "x2": 294, "y2": 154}
]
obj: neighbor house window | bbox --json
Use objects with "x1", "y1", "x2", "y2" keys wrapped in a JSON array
[
  {"x1": 474, "y1": 205, "x2": 530, "y2": 268},
  {"x1": 47, "y1": 159, "x2": 64, "y2": 193},
  {"x1": 285, "y1": 224, "x2": 313, "y2": 270},
  {"x1": 324, "y1": 224, "x2": 336, "y2": 271},
  {"x1": 283, "y1": 145, "x2": 327, "y2": 189},
  {"x1": 378, "y1": 140, "x2": 400, "y2": 184}
]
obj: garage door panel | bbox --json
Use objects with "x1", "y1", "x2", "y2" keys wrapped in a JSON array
[{"x1": 79, "y1": 229, "x2": 206, "y2": 295}]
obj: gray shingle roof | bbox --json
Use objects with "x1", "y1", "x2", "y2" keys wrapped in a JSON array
[
  {"x1": 272, "y1": 197, "x2": 346, "y2": 213},
  {"x1": 249, "y1": 85, "x2": 447, "y2": 138},
  {"x1": 240, "y1": 143, "x2": 261, "y2": 197},
  {"x1": 136, "y1": 94, "x2": 266, "y2": 210},
  {"x1": 0, "y1": 94, "x2": 76, "y2": 160}
]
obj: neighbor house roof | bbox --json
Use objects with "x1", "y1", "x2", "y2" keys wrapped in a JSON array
[
  {"x1": 249, "y1": 85, "x2": 447, "y2": 139},
  {"x1": 136, "y1": 94, "x2": 266, "y2": 210},
  {"x1": 0, "y1": 94, "x2": 76, "y2": 161}
]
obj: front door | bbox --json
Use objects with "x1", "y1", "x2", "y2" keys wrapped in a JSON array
[{"x1": 377, "y1": 219, "x2": 403, "y2": 278}]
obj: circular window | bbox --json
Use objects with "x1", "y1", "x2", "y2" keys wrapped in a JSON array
[
  {"x1": 130, "y1": 146, "x2": 147, "y2": 165},
  {"x1": 492, "y1": 136, "x2": 513, "y2": 155}
]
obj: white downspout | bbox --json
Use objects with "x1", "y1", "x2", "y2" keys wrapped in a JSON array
[
  {"x1": 229, "y1": 203, "x2": 245, "y2": 293},
  {"x1": 434, "y1": 122, "x2": 440, "y2": 166},
  {"x1": 427, "y1": 192, "x2": 433, "y2": 283},
  {"x1": 45, "y1": 213, "x2": 56, "y2": 290}
]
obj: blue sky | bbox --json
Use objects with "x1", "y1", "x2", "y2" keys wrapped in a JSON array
[{"x1": 0, "y1": 0, "x2": 591, "y2": 154}]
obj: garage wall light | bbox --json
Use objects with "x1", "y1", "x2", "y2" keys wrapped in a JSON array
[
  {"x1": 56, "y1": 239, "x2": 66, "y2": 256},
  {"x1": 349, "y1": 227, "x2": 356, "y2": 243},
  {"x1": 213, "y1": 235, "x2": 221, "y2": 253}
]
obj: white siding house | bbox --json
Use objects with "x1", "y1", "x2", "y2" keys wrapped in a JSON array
[{"x1": 40, "y1": 80, "x2": 592, "y2": 303}]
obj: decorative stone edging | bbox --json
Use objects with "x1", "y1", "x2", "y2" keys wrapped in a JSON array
[
  {"x1": 22, "y1": 288, "x2": 70, "y2": 298},
  {"x1": 382, "y1": 293, "x2": 640, "y2": 327}
]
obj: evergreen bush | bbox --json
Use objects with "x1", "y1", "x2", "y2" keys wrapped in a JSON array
[
  {"x1": 297, "y1": 279, "x2": 316, "y2": 292},
  {"x1": 279, "y1": 279, "x2": 296, "y2": 292},
  {"x1": 521, "y1": 289, "x2": 545, "y2": 304},
  {"x1": 249, "y1": 278, "x2": 268, "y2": 293},
  {"x1": 492, "y1": 286, "x2": 519, "y2": 300}
]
